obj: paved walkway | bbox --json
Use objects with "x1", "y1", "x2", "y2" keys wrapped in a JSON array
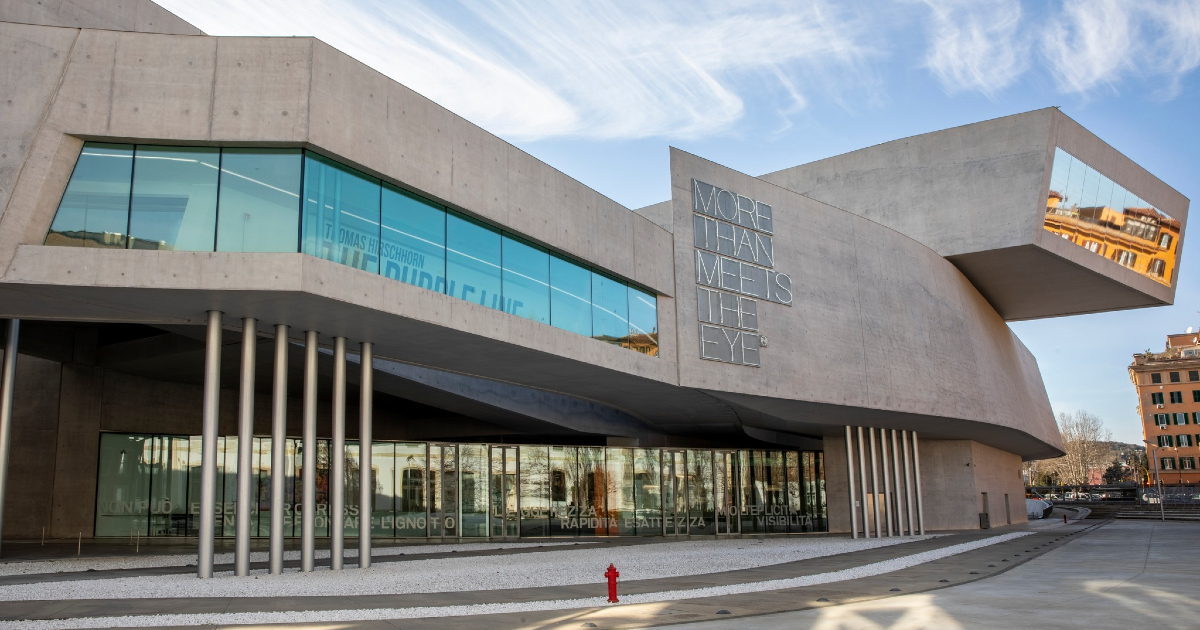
[{"x1": 0, "y1": 522, "x2": 1094, "y2": 629}]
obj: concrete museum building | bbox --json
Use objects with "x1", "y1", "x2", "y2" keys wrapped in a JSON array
[{"x1": 0, "y1": 0, "x2": 1189, "y2": 576}]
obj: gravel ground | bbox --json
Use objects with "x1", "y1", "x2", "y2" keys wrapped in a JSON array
[
  {"x1": 0, "y1": 535, "x2": 934, "y2": 601},
  {"x1": 3, "y1": 532, "x2": 1031, "y2": 629},
  {"x1": 0, "y1": 541, "x2": 578, "y2": 577}
]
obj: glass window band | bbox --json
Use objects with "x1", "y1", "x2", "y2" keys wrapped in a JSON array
[{"x1": 46, "y1": 143, "x2": 657, "y2": 355}]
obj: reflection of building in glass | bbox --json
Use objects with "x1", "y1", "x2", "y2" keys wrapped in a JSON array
[{"x1": 1043, "y1": 148, "x2": 1179, "y2": 286}]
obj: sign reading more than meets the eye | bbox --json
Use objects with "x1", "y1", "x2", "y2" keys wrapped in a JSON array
[{"x1": 692, "y1": 180, "x2": 793, "y2": 367}]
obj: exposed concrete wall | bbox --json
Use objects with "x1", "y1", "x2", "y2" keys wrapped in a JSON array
[
  {"x1": 0, "y1": 0, "x2": 201, "y2": 35},
  {"x1": 669, "y1": 149, "x2": 1061, "y2": 458},
  {"x1": 50, "y1": 363, "x2": 102, "y2": 538},
  {"x1": 915, "y1": 439, "x2": 1026, "y2": 531},
  {"x1": 3, "y1": 354, "x2": 61, "y2": 539},
  {"x1": 822, "y1": 435, "x2": 853, "y2": 534}
]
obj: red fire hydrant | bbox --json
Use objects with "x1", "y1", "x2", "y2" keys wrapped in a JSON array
[{"x1": 605, "y1": 563, "x2": 620, "y2": 603}]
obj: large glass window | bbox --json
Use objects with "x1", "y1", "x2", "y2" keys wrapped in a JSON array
[
  {"x1": 395, "y1": 443, "x2": 427, "y2": 537},
  {"x1": 380, "y1": 184, "x2": 446, "y2": 291},
  {"x1": 129, "y1": 146, "x2": 219, "y2": 251},
  {"x1": 550, "y1": 254, "x2": 592, "y2": 336},
  {"x1": 47, "y1": 145, "x2": 656, "y2": 354},
  {"x1": 591, "y1": 271, "x2": 629, "y2": 346},
  {"x1": 502, "y1": 235, "x2": 551, "y2": 324},
  {"x1": 303, "y1": 153, "x2": 381, "y2": 273},
  {"x1": 459, "y1": 444, "x2": 489, "y2": 537},
  {"x1": 606, "y1": 448, "x2": 637, "y2": 535},
  {"x1": 46, "y1": 143, "x2": 133, "y2": 248},
  {"x1": 95, "y1": 434, "x2": 152, "y2": 537},
  {"x1": 578, "y1": 447, "x2": 608, "y2": 535},
  {"x1": 633, "y1": 448, "x2": 662, "y2": 536},
  {"x1": 519, "y1": 446, "x2": 550, "y2": 537},
  {"x1": 216, "y1": 149, "x2": 302, "y2": 253},
  {"x1": 446, "y1": 211, "x2": 502, "y2": 309},
  {"x1": 1043, "y1": 147, "x2": 1179, "y2": 286}
]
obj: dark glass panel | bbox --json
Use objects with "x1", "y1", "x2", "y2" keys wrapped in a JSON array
[
  {"x1": 216, "y1": 149, "x2": 302, "y2": 253},
  {"x1": 148, "y1": 436, "x2": 190, "y2": 536},
  {"x1": 302, "y1": 153, "x2": 381, "y2": 273},
  {"x1": 129, "y1": 146, "x2": 219, "y2": 251},
  {"x1": 591, "y1": 271, "x2": 629, "y2": 346},
  {"x1": 94, "y1": 434, "x2": 151, "y2": 536},
  {"x1": 628, "y1": 286, "x2": 659, "y2": 357},
  {"x1": 502, "y1": 235, "x2": 551, "y2": 323},
  {"x1": 380, "y1": 184, "x2": 446, "y2": 291},
  {"x1": 46, "y1": 143, "x2": 133, "y2": 248},
  {"x1": 550, "y1": 254, "x2": 592, "y2": 336},
  {"x1": 446, "y1": 211, "x2": 502, "y2": 309}
]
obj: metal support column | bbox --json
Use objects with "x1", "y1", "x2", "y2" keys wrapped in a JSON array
[
  {"x1": 301, "y1": 330, "x2": 318, "y2": 572},
  {"x1": 868, "y1": 427, "x2": 881, "y2": 538},
  {"x1": 330, "y1": 337, "x2": 346, "y2": 570},
  {"x1": 844, "y1": 426, "x2": 858, "y2": 539},
  {"x1": 358, "y1": 342, "x2": 373, "y2": 568},
  {"x1": 0, "y1": 319, "x2": 20, "y2": 557},
  {"x1": 234, "y1": 318, "x2": 256, "y2": 577},
  {"x1": 902, "y1": 430, "x2": 915, "y2": 536},
  {"x1": 856, "y1": 427, "x2": 870, "y2": 538},
  {"x1": 912, "y1": 431, "x2": 925, "y2": 535},
  {"x1": 890, "y1": 430, "x2": 905, "y2": 535},
  {"x1": 880, "y1": 428, "x2": 892, "y2": 537},
  {"x1": 198, "y1": 311, "x2": 222, "y2": 578},
  {"x1": 269, "y1": 325, "x2": 288, "y2": 575}
]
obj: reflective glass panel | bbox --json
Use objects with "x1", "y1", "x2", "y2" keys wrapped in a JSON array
[
  {"x1": 216, "y1": 149, "x2": 302, "y2": 253},
  {"x1": 446, "y1": 211, "x2": 502, "y2": 309},
  {"x1": 95, "y1": 434, "x2": 151, "y2": 537},
  {"x1": 578, "y1": 447, "x2": 608, "y2": 535},
  {"x1": 687, "y1": 450, "x2": 715, "y2": 535},
  {"x1": 633, "y1": 448, "x2": 661, "y2": 536},
  {"x1": 459, "y1": 444, "x2": 489, "y2": 537},
  {"x1": 395, "y1": 443, "x2": 427, "y2": 536},
  {"x1": 46, "y1": 143, "x2": 133, "y2": 248},
  {"x1": 370, "y1": 442, "x2": 396, "y2": 537},
  {"x1": 219, "y1": 436, "x2": 238, "y2": 537},
  {"x1": 380, "y1": 184, "x2": 446, "y2": 291},
  {"x1": 549, "y1": 446, "x2": 578, "y2": 536},
  {"x1": 344, "y1": 440, "x2": 360, "y2": 538},
  {"x1": 148, "y1": 436, "x2": 189, "y2": 537},
  {"x1": 591, "y1": 271, "x2": 629, "y2": 346},
  {"x1": 302, "y1": 153, "x2": 381, "y2": 273},
  {"x1": 606, "y1": 448, "x2": 637, "y2": 535},
  {"x1": 502, "y1": 235, "x2": 551, "y2": 323},
  {"x1": 519, "y1": 446, "x2": 550, "y2": 536},
  {"x1": 628, "y1": 286, "x2": 659, "y2": 357},
  {"x1": 129, "y1": 146, "x2": 219, "y2": 251},
  {"x1": 550, "y1": 254, "x2": 592, "y2": 336},
  {"x1": 1044, "y1": 147, "x2": 1179, "y2": 286}
]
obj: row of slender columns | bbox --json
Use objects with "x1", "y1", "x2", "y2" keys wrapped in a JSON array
[
  {"x1": 197, "y1": 312, "x2": 375, "y2": 579},
  {"x1": 843, "y1": 426, "x2": 924, "y2": 537},
  {"x1": 0, "y1": 319, "x2": 20, "y2": 557}
]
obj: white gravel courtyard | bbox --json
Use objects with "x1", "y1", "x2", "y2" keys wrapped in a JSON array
[{"x1": 0, "y1": 535, "x2": 935, "y2": 601}]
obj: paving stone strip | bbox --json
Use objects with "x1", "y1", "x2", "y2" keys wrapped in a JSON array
[{"x1": 0, "y1": 528, "x2": 1075, "y2": 623}]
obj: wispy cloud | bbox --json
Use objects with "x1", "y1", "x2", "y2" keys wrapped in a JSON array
[
  {"x1": 155, "y1": 0, "x2": 875, "y2": 141},
  {"x1": 1041, "y1": 0, "x2": 1200, "y2": 97},
  {"x1": 918, "y1": 0, "x2": 1030, "y2": 97}
]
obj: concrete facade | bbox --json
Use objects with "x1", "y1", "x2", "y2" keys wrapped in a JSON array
[{"x1": 0, "y1": 0, "x2": 1185, "y2": 540}]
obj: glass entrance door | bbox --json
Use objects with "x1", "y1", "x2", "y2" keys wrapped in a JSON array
[
  {"x1": 490, "y1": 446, "x2": 519, "y2": 538},
  {"x1": 429, "y1": 444, "x2": 458, "y2": 539},
  {"x1": 662, "y1": 451, "x2": 688, "y2": 536},
  {"x1": 715, "y1": 451, "x2": 739, "y2": 534}
]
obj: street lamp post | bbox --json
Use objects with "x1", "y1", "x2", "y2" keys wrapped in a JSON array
[{"x1": 1144, "y1": 441, "x2": 1166, "y2": 522}]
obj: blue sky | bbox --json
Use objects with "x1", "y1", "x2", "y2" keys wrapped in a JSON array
[{"x1": 159, "y1": 0, "x2": 1200, "y2": 446}]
